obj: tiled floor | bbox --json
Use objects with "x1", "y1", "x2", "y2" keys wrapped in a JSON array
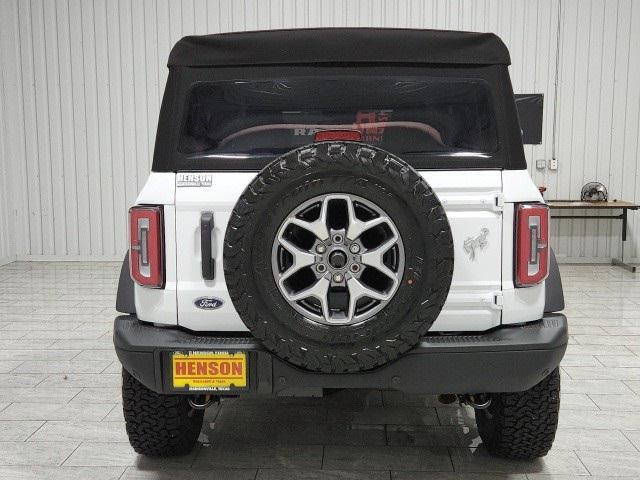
[{"x1": 0, "y1": 261, "x2": 639, "y2": 479}]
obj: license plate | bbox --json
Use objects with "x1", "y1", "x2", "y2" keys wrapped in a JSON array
[{"x1": 171, "y1": 351, "x2": 247, "y2": 391}]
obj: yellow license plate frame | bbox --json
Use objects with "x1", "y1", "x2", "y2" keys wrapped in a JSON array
[{"x1": 171, "y1": 351, "x2": 247, "y2": 390}]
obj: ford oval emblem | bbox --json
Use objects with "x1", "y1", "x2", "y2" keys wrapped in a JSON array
[{"x1": 194, "y1": 297, "x2": 224, "y2": 310}]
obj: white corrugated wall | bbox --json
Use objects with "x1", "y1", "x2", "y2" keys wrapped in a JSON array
[
  {"x1": 0, "y1": 0, "x2": 638, "y2": 263},
  {"x1": 552, "y1": 0, "x2": 640, "y2": 263},
  {"x1": 0, "y1": 63, "x2": 11, "y2": 265}
]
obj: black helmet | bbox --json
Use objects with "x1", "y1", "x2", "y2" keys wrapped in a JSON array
[{"x1": 581, "y1": 182, "x2": 608, "y2": 202}]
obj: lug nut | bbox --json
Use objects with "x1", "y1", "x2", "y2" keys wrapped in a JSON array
[
  {"x1": 316, "y1": 264, "x2": 327, "y2": 273},
  {"x1": 333, "y1": 273, "x2": 344, "y2": 283},
  {"x1": 333, "y1": 234, "x2": 343, "y2": 243},
  {"x1": 315, "y1": 244, "x2": 326, "y2": 254},
  {"x1": 349, "y1": 244, "x2": 360, "y2": 253},
  {"x1": 350, "y1": 264, "x2": 360, "y2": 273}
]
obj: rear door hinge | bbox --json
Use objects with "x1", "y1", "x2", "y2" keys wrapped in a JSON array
[
  {"x1": 478, "y1": 291, "x2": 503, "y2": 310},
  {"x1": 493, "y1": 193, "x2": 504, "y2": 211}
]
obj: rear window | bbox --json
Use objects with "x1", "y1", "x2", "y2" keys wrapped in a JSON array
[{"x1": 179, "y1": 76, "x2": 498, "y2": 162}]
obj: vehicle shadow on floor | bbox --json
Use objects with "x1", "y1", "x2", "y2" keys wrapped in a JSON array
[{"x1": 131, "y1": 389, "x2": 569, "y2": 479}]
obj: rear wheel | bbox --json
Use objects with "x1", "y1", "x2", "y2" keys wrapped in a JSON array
[
  {"x1": 476, "y1": 368, "x2": 560, "y2": 459},
  {"x1": 122, "y1": 368, "x2": 203, "y2": 456}
]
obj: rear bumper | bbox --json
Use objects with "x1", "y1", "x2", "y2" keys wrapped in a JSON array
[{"x1": 113, "y1": 314, "x2": 568, "y2": 396}]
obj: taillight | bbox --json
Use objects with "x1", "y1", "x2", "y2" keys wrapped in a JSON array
[
  {"x1": 129, "y1": 206, "x2": 164, "y2": 288},
  {"x1": 515, "y1": 203, "x2": 549, "y2": 287}
]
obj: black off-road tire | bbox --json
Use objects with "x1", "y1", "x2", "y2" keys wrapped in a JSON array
[
  {"x1": 476, "y1": 368, "x2": 561, "y2": 459},
  {"x1": 122, "y1": 368, "x2": 203, "y2": 456},
  {"x1": 224, "y1": 141, "x2": 454, "y2": 373}
]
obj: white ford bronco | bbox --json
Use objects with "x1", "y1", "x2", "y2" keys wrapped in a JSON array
[{"x1": 114, "y1": 28, "x2": 567, "y2": 460}]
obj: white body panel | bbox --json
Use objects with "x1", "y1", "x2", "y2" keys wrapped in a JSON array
[
  {"x1": 136, "y1": 172, "x2": 176, "y2": 205},
  {"x1": 133, "y1": 168, "x2": 545, "y2": 332}
]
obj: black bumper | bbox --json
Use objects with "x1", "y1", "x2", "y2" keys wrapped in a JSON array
[{"x1": 113, "y1": 314, "x2": 568, "y2": 396}]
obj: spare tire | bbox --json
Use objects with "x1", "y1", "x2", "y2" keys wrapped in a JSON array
[{"x1": 224, "y1": 142, "x2": 453, "y2": 373}]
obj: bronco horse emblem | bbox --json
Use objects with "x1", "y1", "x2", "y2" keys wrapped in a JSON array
[{"x1": 463, "y1": 228, "x2": 489, "y2": 261}]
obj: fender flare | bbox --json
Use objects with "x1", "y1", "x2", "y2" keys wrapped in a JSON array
[
  {"x1": 544, "y1": 248, "x2": 564, "y2": 313},
  {"x1": 116, "y1": 252, "x2": 136, "y2": 314}
]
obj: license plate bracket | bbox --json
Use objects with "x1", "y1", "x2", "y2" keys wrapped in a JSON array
[{"x1": 170, "y1": 351, "x2": 247, "y2": 392}]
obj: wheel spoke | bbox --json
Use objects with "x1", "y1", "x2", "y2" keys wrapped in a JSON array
[
  {"x1": 277, "y1": 237, "x2": 316, "y2": 282},
  {"x1": 359, "y1": 236, "x2": 399, "y2": 284},
  {"x1": 284, "y1": 197, "x2": 330, "y2": 241},
  {"x1": 286, "y1": 276, "x2": 331, "y2": 320},
  {"x1": 345, "y1": 197, "x2": 388, "y2": 240},
  {"x1": 345, "y1": 277, "x2": 390, "y2": 322}
]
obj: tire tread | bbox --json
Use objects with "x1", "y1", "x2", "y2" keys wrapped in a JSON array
[
  {"x1": 121, "y1": 369, "x2": 203, "y2": 456},
  {"x1": 476, "y1": 368, "x2": 561, "y2": 459}
]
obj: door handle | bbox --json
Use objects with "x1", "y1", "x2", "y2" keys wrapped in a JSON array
[{"x1": 200, "y1": 212, "x2": 215, "y2": 280}]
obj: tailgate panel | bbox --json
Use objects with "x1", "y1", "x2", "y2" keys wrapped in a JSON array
[{"x1": 175, "y1": 170, "x2": 503, "y2": 332}]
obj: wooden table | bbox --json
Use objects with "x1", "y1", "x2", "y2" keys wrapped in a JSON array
[{"x1": 547, "y1": 200, "x2": 639, "y2": 272}]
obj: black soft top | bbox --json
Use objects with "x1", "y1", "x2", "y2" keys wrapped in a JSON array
[{"x1": 168, "y1": 28, "x2": 510, "y2": 67}]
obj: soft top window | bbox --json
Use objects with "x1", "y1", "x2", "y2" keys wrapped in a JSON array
[{"x1": 179, "y1": 76, "x2": 498, "y2": 163}]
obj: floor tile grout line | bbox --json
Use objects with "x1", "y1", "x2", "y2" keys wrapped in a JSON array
[
  {"x1": 33, "y1": 374, "x2": 55, "y2": 388},
  {"x1": 57, "y1": 440, "x2": 83, "y2": 467},
  {"x1": 101, "y1": 403, "x2": 121, "y2": 422},
  {"x1": 445, "y1": 446, "x2": 455, "y2": 472},
  {"x1": 7, "y1": 361, "x2": 26, "y2": 373},
  {"x1": 117, "y1": 466, "x2": 129, "y2": 480},
  {"x1": 621, "y1": 379, "x2": 639, "y2": 394},
  {"x1": 584, "y1": 393, "x2": 602, "y2": 411},
  {"x1": 67, "y1": 387, "x2": 86, "y2": 404},
  {"x1": 99, "y1": 361, "x2": 116, "y2": 374},
  {"x1": 560, "y1": 366, "x2": 574, "y2": 380},
  {"x1": 621, "y1": 430, "x2": 640, "y2": 453},
  {"x1": 573, "y1": 448, "x2": 593, "y2": 476},
  {"x1": 22, "y1": 420, "x2": 48, "y2": 442}
]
